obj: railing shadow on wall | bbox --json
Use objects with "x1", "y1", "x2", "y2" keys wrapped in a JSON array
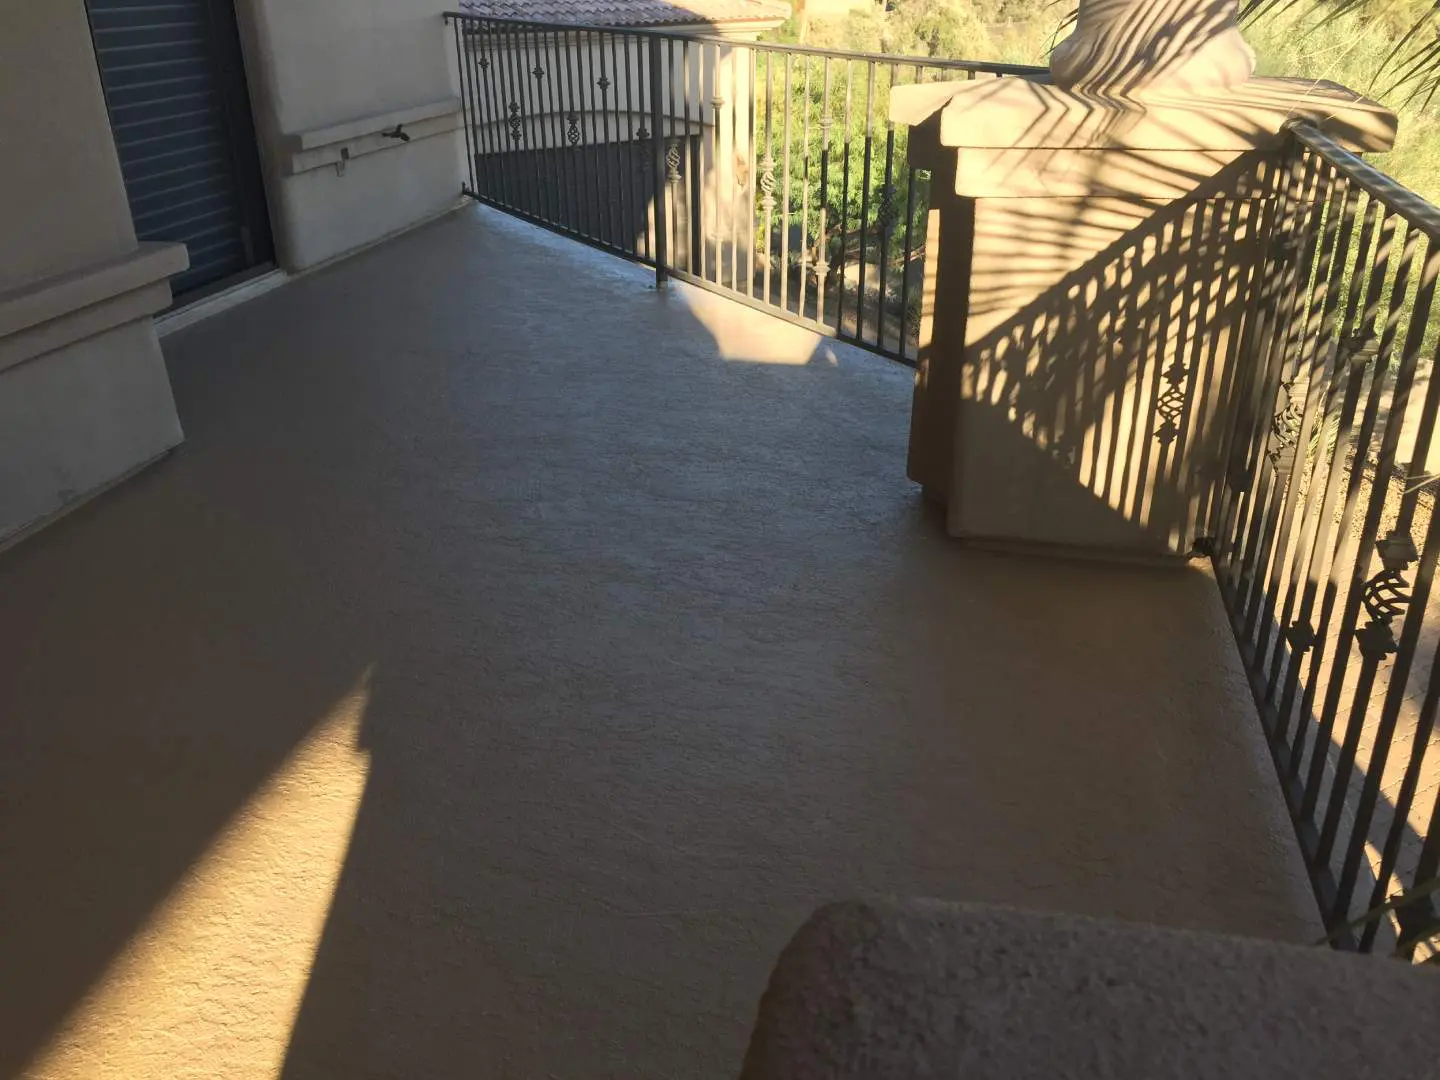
[
  {"x1": 934, "y1": 150, "x2": 1276, "y2": 557},
  {"x1": 916, "y1": 118, "x2": 1440, "y2": 955}
]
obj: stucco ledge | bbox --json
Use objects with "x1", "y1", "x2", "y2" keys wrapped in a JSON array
[
  {"x1": 280, "y1": 97, "x2": 463, "y2": 177},
  {"x1": 0, "y1": 243, "x2": 189, "y2": 375}
]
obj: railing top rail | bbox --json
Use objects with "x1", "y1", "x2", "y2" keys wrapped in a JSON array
[
  {"x1": 441, "y1": 10, "x2": 1047, "y2": 77},
  {"x1": 1290, "y1": 120, "x2": 1440, "y2": 240}
]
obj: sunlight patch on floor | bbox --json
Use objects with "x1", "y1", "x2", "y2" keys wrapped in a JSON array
[
  {"x1": 24, "y1": 673, "x2": 373, "y2": 1080},
  {"x1": 675, "y1": 282, "x2": 843, "y2": 366}
]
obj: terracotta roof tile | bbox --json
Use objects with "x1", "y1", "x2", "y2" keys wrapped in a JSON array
[{"x1": 458, "y1": 0, "x2": 790, "y2": 28}]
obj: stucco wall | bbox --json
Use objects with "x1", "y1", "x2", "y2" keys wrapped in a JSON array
[
  {"x1": 235, "y1": 0, "x2": 466, "y2": 269},
  {"x1": 0, "y1": 2, "x2": 138, "y2": 294},
  {"x1": 0, "y1": 1, "x2": 183, "y2": 546}
]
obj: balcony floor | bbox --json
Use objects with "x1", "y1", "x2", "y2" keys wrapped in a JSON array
[{"x1": 1, "y1": 207, "x2": 1318, "y2": 1080}]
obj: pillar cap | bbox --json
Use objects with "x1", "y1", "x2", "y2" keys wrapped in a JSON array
[{"x1": 891, "y1": 76, "x2": 1396, "y2": 199}]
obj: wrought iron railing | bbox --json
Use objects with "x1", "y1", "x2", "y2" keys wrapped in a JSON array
[
  {"x1": 443, "y1": 11, "x2": 1041, "y2": 365},
  {"x1": 1213, "y1": 121, "x2": 1440, "y2": 957},
  {"x1": 444, "y1": 11, "x2": 1440, "y2": 960}
]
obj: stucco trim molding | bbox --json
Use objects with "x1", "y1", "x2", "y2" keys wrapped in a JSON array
[
  {"x1": 280, "y1": 97, "x2": 463, "y2": 177},
  {"x1": 0, "y1": 242, "x2": 189, "y2": 374}
]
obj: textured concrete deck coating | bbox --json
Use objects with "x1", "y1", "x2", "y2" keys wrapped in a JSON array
[
  {"x1": 742, "y1": 900, "x2": 1440, "y2": 1079},
  {"x1": 1, "y1": 207, "x2": 1317, "y2": 1079}
]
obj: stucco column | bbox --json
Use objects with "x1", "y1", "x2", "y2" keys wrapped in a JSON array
[
  {"x1": 0, "y1": 2, "x2": 188, "y2": 547},
  {"x1": 892, "y1": 0, "x2": 1395, "y2": 559}
]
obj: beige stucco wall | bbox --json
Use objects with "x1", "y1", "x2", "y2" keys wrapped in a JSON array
[
  {"x1": 235, "y1": 0, "x2": 466, "y2": 269},
  {"x1": 0, "y1": 2, "x2": 137, "y2": 294},
  {"x1": 0, "y1": 0, "x2": 184, "y2": 545}
]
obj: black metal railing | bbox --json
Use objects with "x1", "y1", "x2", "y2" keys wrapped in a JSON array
[
  {"x1": 444, "y1": 11, "x2": 1041, "y2": 365},
  {"x1": 1213, "y1": 121, "x2": 1440, "y2": 958},
  {"x1": 445, "y1": 12, "x2": 1440, "y2": 960}
]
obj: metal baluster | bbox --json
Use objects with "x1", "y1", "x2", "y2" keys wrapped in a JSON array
[
  {"x1": 503, "y1": 24, "x2": 534, "y2": 215},
  {"x1": 1264, "y1": 176, "x2": 1365, "y2": 714},
  {"x1": 708, "y1": 41, "x2": 723, "y2": 286},
  {"x1": 898, "y1": 63, "x2": 921, "y2": 364},
  {"x1": 746, "y1": 47, "x2": 760, "y2": 297},
  {"x1": 520, "y1": 24, "x2": 545, "y2": 219},
  {"x1": 1393, "y1": 784, "x2": 1440, "y2": 956},
  {"x1": 1311, "y1": 225, "x2": 1425, "y2": 894},
  {"x1": 540, "y1": 24, "x2": 565, "y2": 226},
  {"x1": 683, "y1": 37, "x2": 697, "y2": 275},
  {"x1": 537, "y1": 24, "x2": 559, "y2": 224},
  {"x1": 1247, "y1": 163, "x2": 1347, "y2": 676},
  {"x1": 608, "y1": 30, "x2": 633, "y2": 255},
  {"x1": 477, "y1": 22, "x2": 509, "y2": 208},
  {"x1": 450, "y1": 17, "x2": 476, "y2": 196},
  {"x1": 664, "y1": 37, "x2": 679, "y2": 275},
  {"x1": 547, "y1": 26, "x2": 577, "y2": 236},
  {"x1": 1413, "y1": 782, "x2": 1440, "y2": 891},
  {"x1": 816, "y1": 57, "x2": 832, "y2": 330},
  {"x1": 576, "y1": 31, "x2": 600, "y2": 239},
  {"x1": 621, "y1": 33, "x2": 645, "y2": 260},
  {"x1": 1222, "y1": 151, "x2": 1316, "y2": 588},
  {"x1": 509, "y1": 24, "x2": 532, "y2": 211},
  {"x1": 594, "y1": 31, "x2": 617, "y2": 248},
  {"x1": 856, "y1": 61, "x2": 876, "y2": 344},
  {"x1": 648, "y1": 34, "x2": 668, "y2": 285},
  {"x1": 760, "y1": 51, "x2": 776, "y2": 306},
  {"x1": 581, "y1": 28, "x2": 604, "y2": 240},
  {"x1": 1284, "y1": 239, "x2": 1393, "y2": 812},
  {"x1": 575, "y1": 28, "x2": 595, "y2": 237},
  {"x1": 527, "y1": 25, "x2": 553, "y2": 224},
  {"x1": 1280, "y1": 197, "x2": 1386, "y2": 783},
  {"x1": 1361, "y1": 588, "x2": 1440, "y2": 950},
  {"x1": 837, "y1": 59, "x2": 854, "y2": 335},
  {"x1": 562, "y1": 29, "x2": 588, "y2": 238},
  {"x1": 797, "y1": 54, "x2": 812, "y2": 322},
  {"x1": 1236, "y1": 155, "x2": 1330, "y2": 642},
  {"x1": 1363, "y1": 332, "x2": 1440, "y2": 945},
  {"x1": 876, "y1": 61, "x2": 897, "y2": 354},
  {"x1": 779, "y1": 53, "x2": 793, "y2": 311},
  {"x1": 1294, "y1": 212, "x2": 1404, "y2": 818},
  {"x1": 1210, "y1": 158, "x2": 1283, "y2": 580},
  {"x1": 1335, "y1": 238, "x2": 1440, "y2": 933},
  {"x1": 727, "y1": 44, "x2": 741, "y2": 290}
]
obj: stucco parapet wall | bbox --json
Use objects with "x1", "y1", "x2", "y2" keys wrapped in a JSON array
[
  {"x1": 0, "y1": 243, "x2": 188, "y2": 374},
  {"x1": 892, "y1": 76, "x2": 1396, "y2": 198},
  {"x1": 280, "y1": 97, "x2": 463, "y2": 177},
  {"x1": 740, "y1": 899, "x2": 1440, "y2": 1079}
]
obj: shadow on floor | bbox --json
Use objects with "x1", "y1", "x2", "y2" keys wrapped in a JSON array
[{"x1": 1, "y1": 206, "x2": 1315, "y2": 1080}]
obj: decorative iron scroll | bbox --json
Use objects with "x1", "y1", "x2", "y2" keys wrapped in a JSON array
[
  {"x1": 1358, "y1": 529, "x2": 1418, "y2": 659},
  {"x1": 1154, "y1": 358, "x2": 1188, "y2": 447}
]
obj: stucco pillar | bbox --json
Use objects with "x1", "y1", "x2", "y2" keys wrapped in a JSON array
[
  {"x1": 0, "y1": 1, "x2": 188, "y2": 547},
  {"x1": 893, "y1": 0, "x2": 1396, "y2": 559}
]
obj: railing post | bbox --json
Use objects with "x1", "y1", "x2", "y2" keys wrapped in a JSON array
[{"x1": 648, "y1": 34, "x2": 669, "y2": 286}]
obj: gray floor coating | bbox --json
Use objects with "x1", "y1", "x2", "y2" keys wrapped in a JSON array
[{"x1": 1, "y1": 205, "x2": 1318, "y2": 1079}]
